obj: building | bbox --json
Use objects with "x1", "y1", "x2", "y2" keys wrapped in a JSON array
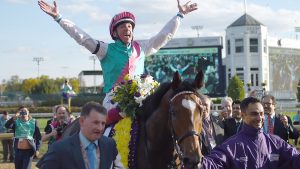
[
  {"x1": 224, "y1": 13, "x2": 300, "y2": 100},
  {"x1": 224, "y1": 13, "x2": 269, "y2": 92},
  {"x1": 78, "y1": 70, "x2": 103, "y2": 93}
]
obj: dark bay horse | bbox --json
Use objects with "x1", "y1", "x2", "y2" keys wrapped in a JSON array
[{"x1": 63, "y1": 71, "x2": 204, "y2": 169}]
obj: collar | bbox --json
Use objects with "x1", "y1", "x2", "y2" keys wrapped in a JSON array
[
  {"x1": 115, "y1": 39, "x2": 132, "y2": 48},
  {"x1": 235, "y1": 118, "x2": 242, "y2": 123},
  {"x1": 240, "y1": 123, "x2": 263, "y2": 138},
  {"x1": 264, "y1": 112, "x2": 275, "y2": 118},
  {"x1": 79, "y1": 131, "x2": 99, "y2": 149}
]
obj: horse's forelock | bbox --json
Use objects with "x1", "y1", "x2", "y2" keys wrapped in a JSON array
[{"x1": 171, "y1": 80, "x2": 200, "y2": 98}]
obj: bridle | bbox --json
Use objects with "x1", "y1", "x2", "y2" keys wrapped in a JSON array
[{"x1": 168, "y1": 91, "x2": 203, "y2": 169}]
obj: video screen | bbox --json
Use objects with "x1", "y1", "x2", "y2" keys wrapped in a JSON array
[{"x1": 144, "y1": 47, "x2": 225, "y2": 96}]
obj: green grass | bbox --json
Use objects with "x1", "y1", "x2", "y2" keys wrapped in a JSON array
[
  {"x1": 282, "y1": 111, "x2": 297, "y2": 119},
  {"x1": 36, "y1": 118, "x2": 50, "y2": 131}
]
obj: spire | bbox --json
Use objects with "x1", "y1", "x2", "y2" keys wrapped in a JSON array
[{"x1": 244, "y1": 0, "x2": 247, "y2": 14}]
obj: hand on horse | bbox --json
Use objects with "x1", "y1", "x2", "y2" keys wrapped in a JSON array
[
  {"x1": 177, "y1": 0, "x2": 198, "y2": 15},
  {"x1": 38, "y1": 0, "x2": 60, "y2": 18}
]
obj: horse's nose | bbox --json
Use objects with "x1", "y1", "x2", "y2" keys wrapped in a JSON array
[{"x1": 183, "y1": 156, "x2": 200, "y2": 169}]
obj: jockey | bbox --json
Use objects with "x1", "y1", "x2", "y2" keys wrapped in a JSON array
[{"x1": 38, "y1": 0, "x2": 198, "y2": 125}]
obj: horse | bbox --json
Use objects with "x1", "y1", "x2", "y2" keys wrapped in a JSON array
[{"x1": 62, "y1": 70, "x2": 205, "y2": 169}]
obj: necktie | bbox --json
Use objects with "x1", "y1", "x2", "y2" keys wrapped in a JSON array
[
  {"x1": 236, "y1": 122, "x2": 241, "y2": 133},
  {"x1": 268, "y1": 115, "x2": 274, "y2": 134},
  {"x1": 86, "y1": 143, "x2": 96, "y2": 169}
]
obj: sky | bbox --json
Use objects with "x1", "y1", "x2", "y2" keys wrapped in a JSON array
[{"x1": 1, "y1": 0, "x2": 300, "y2": 82}]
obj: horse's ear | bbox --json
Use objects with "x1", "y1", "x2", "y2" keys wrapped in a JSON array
[
  {"x1": 194, "y1": 70, "x2": 204, "y2": 89},
  {"x1": 172, "y1": 71, "x2": 182, "y2": 89}
]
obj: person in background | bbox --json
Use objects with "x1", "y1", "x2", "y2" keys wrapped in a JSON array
[
  {"x1": 200, "y1": 95, "x2": 224, "y2": 155},
  {"x1": 201, "y1": 97, "x2": 300, "y2": 169},
  {"x1": 293, "y1": 110, "x2": 300, "y2": 145},
  {"x1": 42, "y1": 105, "x2": 70, "y2": 147},
  {"x1": 223, "y1": 100, "x2": 243, "y2": 140},
  {"x1": 0, "y1": 111, "x2": 14, "y2": 162},
  {"x1": 5, "y1": 106, "x2": 41, "y2": 169},
  {"x1": 261, "y1": 94, "x2": 299, "y2": 143},
  {"x1": 36, "y1": 101, "x2": 124, "y2": 169},
  {"x1": 61, "y1": 80, "x2": 76, "y2": 101},
  {"x1": 219, "y1": 96, "x2": 233, "y2": 121}
]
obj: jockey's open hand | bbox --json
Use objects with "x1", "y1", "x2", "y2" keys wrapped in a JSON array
[
  {"x1": 38, "y1": 0, "x2": 59, "y2": 18},
  {"x1": 177, "y1": 0, "x2": 198, "y2": 15}
]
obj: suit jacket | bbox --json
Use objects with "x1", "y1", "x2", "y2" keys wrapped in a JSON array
[
  {"x1": 36, "y1": 134, "x2": 124, "y2": 169},
  {"x1": 223, "y1": 118, "x2": 242, "y2": 141},
  {"x1": 273, "y1": 115, "x2": 299, "y2": 142},
  {"x1": 211, "y1": 115, "x2": 224, "y2": 145},
  {"x1": 201, "y1": 115, "x2": 224, "y2": 155}
]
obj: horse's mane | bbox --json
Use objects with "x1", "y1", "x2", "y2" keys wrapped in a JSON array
[{"x1": 139, "y1": 82, "x2": 172, "y2": 121}]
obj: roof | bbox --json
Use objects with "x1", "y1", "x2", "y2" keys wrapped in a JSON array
[
  {"x1": 78, "y1": 70, "x2": 103, "y2": 76},
  {"x1": 228, "y1": 13, "x2": 264, "y2": 28}
]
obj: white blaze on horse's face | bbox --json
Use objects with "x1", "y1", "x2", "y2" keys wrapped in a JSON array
[{"x1": 182, "y1": 99, "x2": 197, "y2": 122}]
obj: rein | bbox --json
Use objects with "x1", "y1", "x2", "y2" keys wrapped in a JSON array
[
  {"x1": 168, "y1": 91, "x2": 202, "y2": 169},
  {"x1": 143, "y1": 90, "x2": 203, "y2": 169}
]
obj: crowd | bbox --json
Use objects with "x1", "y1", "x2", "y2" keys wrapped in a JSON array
[
  {"x1": 144, "y1": 54, "x2": 220, "y2": 94},
  {"x1": 201, "y1": 96, "x2": 300, "y2": 168},
  {"x1": 1, "y1": 0, "x2": 299, "y2": 168},
  {"x1": 0, "y1": 104, "x2": 76, "y2": 169},
  {"x1": 200, "y1": 94, "x2": 299, "y2": 157},
  {"x1": 1, "y1": 94, "x2": 299, "y2": 169}
]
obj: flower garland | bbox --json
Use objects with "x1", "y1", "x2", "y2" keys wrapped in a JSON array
[
  {"x1": 128, "y1": 118, "x2": 138, "y2": 169},
  {"x1": 113, "y1": 117, "x2": 132, "y2": 168},
  {"x1": 112, "y1": 117, "x2": 139, "y2": 169}
]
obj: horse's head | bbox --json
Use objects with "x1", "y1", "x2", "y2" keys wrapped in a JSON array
[{"x1": 168, "y1": 71, "x2": 204, "y2": 168}]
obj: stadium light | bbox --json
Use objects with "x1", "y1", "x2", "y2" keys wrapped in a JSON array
[
  {"x1": 89, "y1": 55, "x2": 97, "y2": 93},
  {"x1": 33, "y1": 57, "x2": 44, "y2": 78},
  {"x1": 295, "y1": 27, "x2": 300, "y2": 40},
  {"x1": 191, "y1": 25, "x2": 203, "y2": 38}
]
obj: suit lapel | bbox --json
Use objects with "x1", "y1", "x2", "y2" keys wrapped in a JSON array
[
  {"x1": 71, "y1": 134, "x2": 86, "y2": 169},
  {"x1": 99, "y1": 137, "x2": 106, "y2": 169},
  {"x1": 273, "y1": 115, "x2": 280, "y2": 134}
]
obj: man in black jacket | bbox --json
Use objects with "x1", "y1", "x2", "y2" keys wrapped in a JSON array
[
  {"x1": 262, "y1": 94, "x2": 299, "y2": 143},
  {"x1": 223, "y1": 100, "x2": 243, "y2": 141}
]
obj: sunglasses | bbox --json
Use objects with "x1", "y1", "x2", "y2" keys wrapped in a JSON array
[{"x1": 20, "y1": 111, "x2": 28, "y2": 116}]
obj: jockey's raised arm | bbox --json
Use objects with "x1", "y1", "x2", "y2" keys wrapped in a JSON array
[{"x1": 37, "y1": 0, "x2": 199, "y2": 125}]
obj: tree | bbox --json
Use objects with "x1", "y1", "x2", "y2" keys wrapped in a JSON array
[
  {"x1": 297, "y1": 79, "x2": 300, "y2": 102},
  {"x1": 227, "y1": 75, "x2": 245, "y2": 101},
  {"x1": 5, "y1": 75, "x2": 22, "y2": 92},
  {"x1": 68, "y1": 78, "x2": 80, "y2": 93},
  {"x1": 21, "y1": 78, "x2": 40, "y2": 94},
  {"x1": 33, "y1": 76, "x2": 59, "y2": 94}
]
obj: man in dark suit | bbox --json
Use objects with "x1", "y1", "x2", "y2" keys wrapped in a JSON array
[
  {"x1": 223, "y1": 100, "x2": 243, "y2": 141},
  {"x1": 262, "y1": 94, "x2": 299, "y2": 143},
  {"x1": 200, "y1": 95, "x2": 224, "y2": 155},
  {"x1": 37, "y1": 101, "x2": 124, "y2": 169}
]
